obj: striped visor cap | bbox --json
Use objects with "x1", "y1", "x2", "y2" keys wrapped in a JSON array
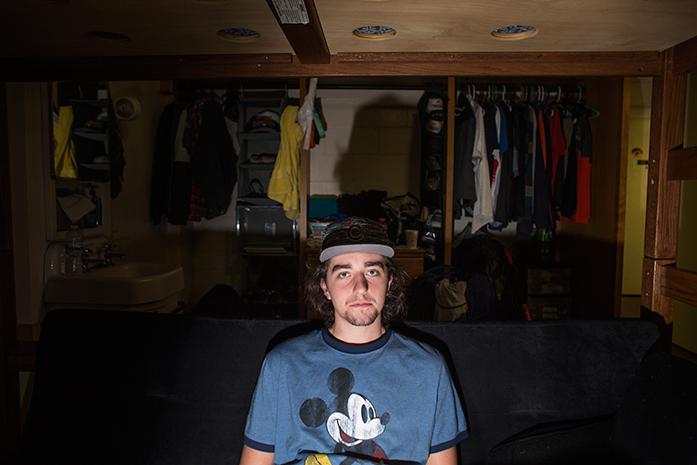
[{"x1": 319, "y1": 217, "x2": 395, "y2": 263}]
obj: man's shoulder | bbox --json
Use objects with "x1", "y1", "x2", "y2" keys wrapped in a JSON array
[
  {"x1": 266, "y1": 326, "x2": 323, "y2": 358},
  {"x1": 389, "y1": 329, "x2": 447, "y2": 366}
]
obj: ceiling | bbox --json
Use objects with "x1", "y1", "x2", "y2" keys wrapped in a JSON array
[{"x1": 1, "y1": 0, "x2": 697, "y2": 59}]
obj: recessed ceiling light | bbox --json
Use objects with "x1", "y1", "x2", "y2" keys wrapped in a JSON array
[
  {"x1": 87, "y1": 31, "x2": 131, "y2": 43},
  {"x1": 217, "y1": 27, "x2": 260, "y2": 43},
  {"x1": 353, "y1": 25, "x2": 397, "y2": 40},
  {"x1": 491, "y1": 25, "x2": 538, "y2": 41}
]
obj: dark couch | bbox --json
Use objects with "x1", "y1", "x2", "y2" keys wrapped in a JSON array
[{"x1": 18, "y1": 309, "x2": 697, "y2": 464}]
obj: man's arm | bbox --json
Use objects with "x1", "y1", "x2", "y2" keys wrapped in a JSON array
[
  {"x1": 426, "y1": 446, "x2": 457, "y2": 465},
  {"x1": 239, "y1": 445, "x2": 274, "y2": 465}
]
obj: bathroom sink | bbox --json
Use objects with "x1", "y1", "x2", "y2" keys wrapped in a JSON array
[{"x1": 44, "y1": 262, "x2": 184, "y2": 306}]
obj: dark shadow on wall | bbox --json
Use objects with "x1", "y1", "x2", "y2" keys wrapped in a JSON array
[
  {"x1": 557, "y1": 235, "x2": 618, "y2": 319},
  {"x1": 332, "y1": 94, "x2": 421, "y2": 197}
]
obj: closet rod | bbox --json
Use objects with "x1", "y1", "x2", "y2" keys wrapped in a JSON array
[
  {"x1": 461, "y1": 84, "x2": 586, "y2": 103},
  {"x1": 315, "y1": 84, "x2": 446, "y2": 91}
]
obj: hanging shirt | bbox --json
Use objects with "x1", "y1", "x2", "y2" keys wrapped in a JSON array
[
  {"x1": 572, "y1": 107, "x2": 593, "y2": 224},
  {"x1": 547, "y1": 105, "x2": 565, "y2": 200},
  {"x1": 491, "y1": 105, "x2": 502, "y2": 214},
  {"x1": 268, "y1": 105, "x2": 304, "y2": 220},
  {"x1": 533, "y1": 108, "x2": 554, "y2": 230},
  {"x1": 53, "y1": 106, "x2": 78, "y2": 179},
  {"x1": 493, "y1": 103, "x2": 514, "y2": 227},
  {"x1": 469, "y1": 96, "x2": 493, "y2": 233},
  {"x1": 453, "y1": 92, "x2": 477, "y2": 219}
]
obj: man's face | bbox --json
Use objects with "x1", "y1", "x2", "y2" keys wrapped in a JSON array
[{"x1": 320, "y1": 252, "x2": 390, "y2": 328}]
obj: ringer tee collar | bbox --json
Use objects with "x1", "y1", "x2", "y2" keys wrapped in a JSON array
[{"x1": 321, "y1": 327, "x2": 392, "y2": 354}]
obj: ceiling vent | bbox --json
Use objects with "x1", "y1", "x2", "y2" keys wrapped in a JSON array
[
  {"x1": 353, "y1": 25, "x2": 397, "y2": 40},
  {"x1": 491, "y1": 25, "x2": 538, "y2": 41},
  {"x1": 217, "y1": 27, "x2": 261, "y2": 43}
]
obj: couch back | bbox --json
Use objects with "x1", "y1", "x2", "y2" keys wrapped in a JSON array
[{"x1": 20, "y1": 309, "x2": 659, "y2": 465}]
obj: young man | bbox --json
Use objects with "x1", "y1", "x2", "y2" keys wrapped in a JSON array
[{"x1": 240, "y1": 217, "x2": 467, "y2": 465}]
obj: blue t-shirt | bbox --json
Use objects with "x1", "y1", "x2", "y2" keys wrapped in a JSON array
[{"x1": 244, "y1": 328, "x2": 468, "y2": 465}]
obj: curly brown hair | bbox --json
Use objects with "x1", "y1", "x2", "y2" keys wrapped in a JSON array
[{"x1": 304, "y1": 257, "x2": 408, "y2": 327}]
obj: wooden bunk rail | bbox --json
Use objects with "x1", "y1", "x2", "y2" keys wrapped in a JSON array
[
  {"x1": 660, "y1": 266, "x2": 697, "y2": 309},
  {"x1": 644, "y1": 49, "x2": 685, "y2": 260},
  {"x1": 0, "y1": 51, "x2": 662, "y2": 82},
  {"x1": 673, "y1": 33, "x2": 697, "y2": 75},
  {"x1": 642, "y1": 258, "x2": 674, "y2": 322},
  {"x1": 298, "y1": 78, "x2": 310, "y2": 319},
  {"x1": 667, "y1": 146, "x2": 697, "y2": 181}
]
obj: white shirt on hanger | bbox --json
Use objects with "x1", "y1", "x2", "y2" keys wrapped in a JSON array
[{"x1": 468, "y1": 96, "x2": 493, "y2": 233}]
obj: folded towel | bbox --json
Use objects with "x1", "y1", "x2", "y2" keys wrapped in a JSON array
[{"x1": 57, "y1": 194, "x2": 95, "y2": 224}]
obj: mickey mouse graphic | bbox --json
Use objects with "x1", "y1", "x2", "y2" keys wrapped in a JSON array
[{"x1": 299, "y1": 367, "x2": 390, "y2": 465}]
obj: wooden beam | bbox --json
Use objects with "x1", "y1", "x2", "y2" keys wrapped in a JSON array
[
  {"x1": 642, "y1": 257, "x2": 674, "y2": 323},
  {"x1": 337, "y1": 51, "x2": 661, "y2": 76},
  {"x1": 644, "y1": 49, "x2": 685, "y2": 260},
  {"x1": 297, "y1": 78, "x2": 309, "y2": 319},
  {"x1": 444, "y1": 77, "x2": 455, "y2": 266},
  {"x1": 614, "y1": 78, "x2": 632, "y2": 317},
  {"x1": 661, "y1": 266, "x2": 697, "y2": 308},
  {"x1": 0, "y1": 82, "x2": 21, "y2": 459},
  {"x1": 6, "y1": 341, "x2": 36, "y2": 373},
  {"x1": 265, "y1": 0, "x2": 330, "y2": 64},
  {"x1": 673, "y1": 34, "x2": 697, "y2": 75},
  {"x1": 0, "y1": 51, "x2": 662, "y2": 81},
  {"x1": 667, "y1": 146, "x2": 697, "y2": 181}
]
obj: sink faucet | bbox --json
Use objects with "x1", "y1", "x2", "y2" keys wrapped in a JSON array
[
  {"x1": 102, "y1": 242, "x2": 126, "y2": 266},
  {"x1": 81, "y1": 242, "x2": 126, "y2": 272}
]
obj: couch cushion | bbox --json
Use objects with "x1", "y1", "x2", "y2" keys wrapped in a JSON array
[{"x1": 486, "y1": 415, "x2": 613, "y2": 464}]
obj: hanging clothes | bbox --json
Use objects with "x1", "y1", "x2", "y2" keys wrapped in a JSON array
[
  {"x1": 191, "y1": 99, "x2": 237, "y2": 219},
  {"x1": 571, "y1": 106, "x2": 593, "y2": 224},
  {"x1": 533, "y1": 107, "x2": 554, "y2": 230},
  {"x1": 515, "y1": 104, "x2": 537, "y2": 238},
  {"x1": 151, "y1": 101, "x2": 189, "y2": 225},
  {"x1": 453, "y1": 91, "x2": 477, "y2": 219},
  {"x1": 268, "y1": 105, "x2": 303, "y2": 220},
  {"x1": 53, "y1": 106, "x2": 78, "y2": 179},
  {"x1": 469, "y1": 96, "x2": 493, "y2": 233},
  {"x1": 493, "y1": 102, "x2": 514, "y2": 227},
  {"x1": 547, "y1": 105, "x2": 566, "y2": 202},
  {"x1": 445, "y1": 86, "x2": 594, "y2": 235},
  {"x1": 150, "y1": 95, "x2": 237, "y2": 225}
]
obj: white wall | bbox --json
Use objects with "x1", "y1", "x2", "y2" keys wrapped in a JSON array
[
  {"x1": 309, "y1": 89, "x2": 422, "y2": 197},
  {"x1": 622, "y1": 78, "x2": 651, "y2": 297}
]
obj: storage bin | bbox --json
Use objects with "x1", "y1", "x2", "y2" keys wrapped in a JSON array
[{"x1": 236, "y1": 204, "x2": 296, "y2": 250}]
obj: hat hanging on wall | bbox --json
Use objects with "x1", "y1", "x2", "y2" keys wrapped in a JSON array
[{"x1": 114, "y1": 96, "x2": 141, "y2": 121}]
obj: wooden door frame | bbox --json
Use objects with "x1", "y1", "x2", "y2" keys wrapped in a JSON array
[{"x1": 0, "y1": 82, "x2": 21, "y2": 461}]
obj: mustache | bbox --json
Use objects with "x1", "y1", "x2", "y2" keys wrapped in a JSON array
[{"x1": 347, "y1": 296, "x2": 376, "y2": 305}]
